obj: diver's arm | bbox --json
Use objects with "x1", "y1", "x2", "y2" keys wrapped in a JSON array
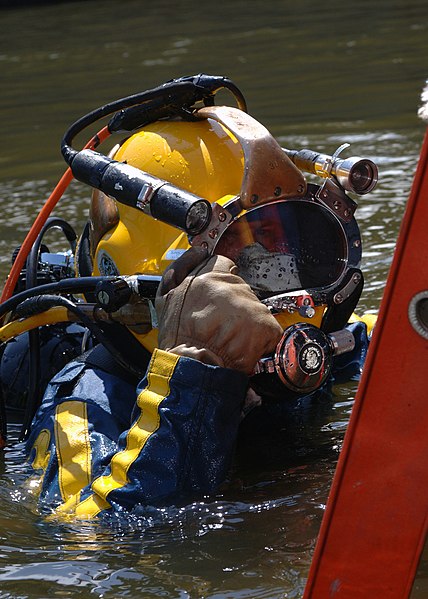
[
  {"x1": 63, "y1": 349, "x2": 248, "y2": 517},
  {"x1": 26, "y1": 349, "x2": 248, "y2": 517},
  {"x1": 25, "y1": 359, "x2": 137, "y2": 510}
]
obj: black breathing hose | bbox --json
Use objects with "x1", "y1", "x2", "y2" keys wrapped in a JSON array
[
  {"x1": 25, "y1": 218, "x2": 77, "y2": 289},
  {"x1": 60, "y1": 74, "x2": 247, "y2": 237},
  {"x1": 0, "y1": 277, "x2": 114, "y2": 322},
  {"x1": 19, "y1": 218, "x2": 78, "y2": 443},
  {"x1": 61, "y1": 73, "x2": 247, "y2": 165}
]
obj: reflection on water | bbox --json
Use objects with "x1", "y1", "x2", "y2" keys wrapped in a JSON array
[{"x1": 0, "y1": 0, "x2": 427, "y2": 596}]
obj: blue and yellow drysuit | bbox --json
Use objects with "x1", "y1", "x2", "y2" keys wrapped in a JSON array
[{"x1": 26, "y1": 321, "x2": 371, "y2": 519}]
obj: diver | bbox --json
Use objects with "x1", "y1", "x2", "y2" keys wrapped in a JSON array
[
  {"x1": 23, "y1": 243, "x2": 371, "y2": 518},
  {"x1": 25, "y1": 246, "x2": 282, "y2": 515},
  {"x1": 0, "y1": 75, "x2": 376, "y2": 517}
]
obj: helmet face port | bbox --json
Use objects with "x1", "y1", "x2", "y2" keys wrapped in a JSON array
[{"x1": 214, "y1": 199, "x2": 349, "y2": 300}]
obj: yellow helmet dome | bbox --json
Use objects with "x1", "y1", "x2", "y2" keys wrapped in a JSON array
[{"x1": 91, "y1": 118, "x2": 245, "y2": 279}]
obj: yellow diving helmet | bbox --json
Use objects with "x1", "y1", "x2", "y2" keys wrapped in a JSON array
[
  {"x1": 91, "y1": 117, "x2": 244, "y2": 281},
  {"x1": 0, "y1": 75, "x2": 377, "y2": 438},
  {"x1": 68, "y1": 75, "x2": 375, "y2": 395}
]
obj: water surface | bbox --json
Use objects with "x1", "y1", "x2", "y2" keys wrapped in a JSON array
[{"x1": 0, "y1": 0, "x2": 427, "y2": 597}]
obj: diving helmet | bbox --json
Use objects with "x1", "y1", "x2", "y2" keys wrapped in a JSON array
[{"x1": 85, "y1": 104, "x2": 366, "y2": 395}]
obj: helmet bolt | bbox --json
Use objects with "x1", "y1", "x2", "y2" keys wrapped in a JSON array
[
  {"x1": 250, "y1": 194, "x2": 259, "y2": 204},
  {"x1": 334, "y1": 293, "x2": 343, "y2": 304},
  {"x1": 208, "y1": 228, "x2": 218, "y2": 239},
  {"x1": 218, "y1": 212, "x2": 227, "y2": 222},
  {"x1": 353, "y1": 273, "x2": 361, "y2": 284},
  {"x1": 333, "y1": 200, "x2": 342, "y2": 210},
  {"x1": 274, "y1": 186, "x2": 282, "y2": 197}
]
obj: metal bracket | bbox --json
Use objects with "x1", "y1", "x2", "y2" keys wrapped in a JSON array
[
  {"x1": 253, "y1": 356, "x2": 276, "y2": 375},
  {"x1": 333, "y1": 270, "x2": 362, "y2": 304},
  {"x1": 190, "y1": 203, "x2": 235, "y2": 253},
  {"x1": 136, "y1": 181, "x2": 166, "y2": 214},
  {"x1": 315, "y1": 179, "x2": 357, "y2": 223},
  {"x1": 262, "y1": 291, "x2": 316, "y2": 317}
]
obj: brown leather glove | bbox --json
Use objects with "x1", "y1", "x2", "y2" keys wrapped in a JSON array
[{"x1": 155, "y1": 246, "x2": 283, "y2": 374}]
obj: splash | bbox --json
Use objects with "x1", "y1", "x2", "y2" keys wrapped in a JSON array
[{"x1": 418, "y1": 81, "x2": 428, "y2": 122}]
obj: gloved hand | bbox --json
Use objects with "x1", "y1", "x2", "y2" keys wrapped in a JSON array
[{"x1": 155, "y1": 246, "x2": 283, "y2": 374}]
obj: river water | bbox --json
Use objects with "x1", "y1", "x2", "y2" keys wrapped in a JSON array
[{"x1": 0, "y1": 0, "x2": 427, "y2": 597}]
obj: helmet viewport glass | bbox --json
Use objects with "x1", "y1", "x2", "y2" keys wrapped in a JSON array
[{"x1": 214, "y1": 200, "x2": 348, "y2": 299}]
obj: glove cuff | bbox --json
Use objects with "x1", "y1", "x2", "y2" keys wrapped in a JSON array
[{"x1": 168, "y1": 344, "x2": 225, "y2": 368}]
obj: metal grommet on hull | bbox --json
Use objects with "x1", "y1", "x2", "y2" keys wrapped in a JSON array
[{"x1": 408, "y1": 290, "x2": 428, "y2": 340}]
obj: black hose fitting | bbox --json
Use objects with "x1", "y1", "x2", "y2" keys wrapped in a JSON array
[
  {"x1": 107, "y1": 74, "x2": 247, "y2": 133},
  {"x1": 14, "y1": 294, "x2": 65, "y2": 318}
]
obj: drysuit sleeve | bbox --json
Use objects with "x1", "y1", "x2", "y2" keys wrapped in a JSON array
[{"x1": 26, "y1": 349, "x2": 248, "y2": 518}]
